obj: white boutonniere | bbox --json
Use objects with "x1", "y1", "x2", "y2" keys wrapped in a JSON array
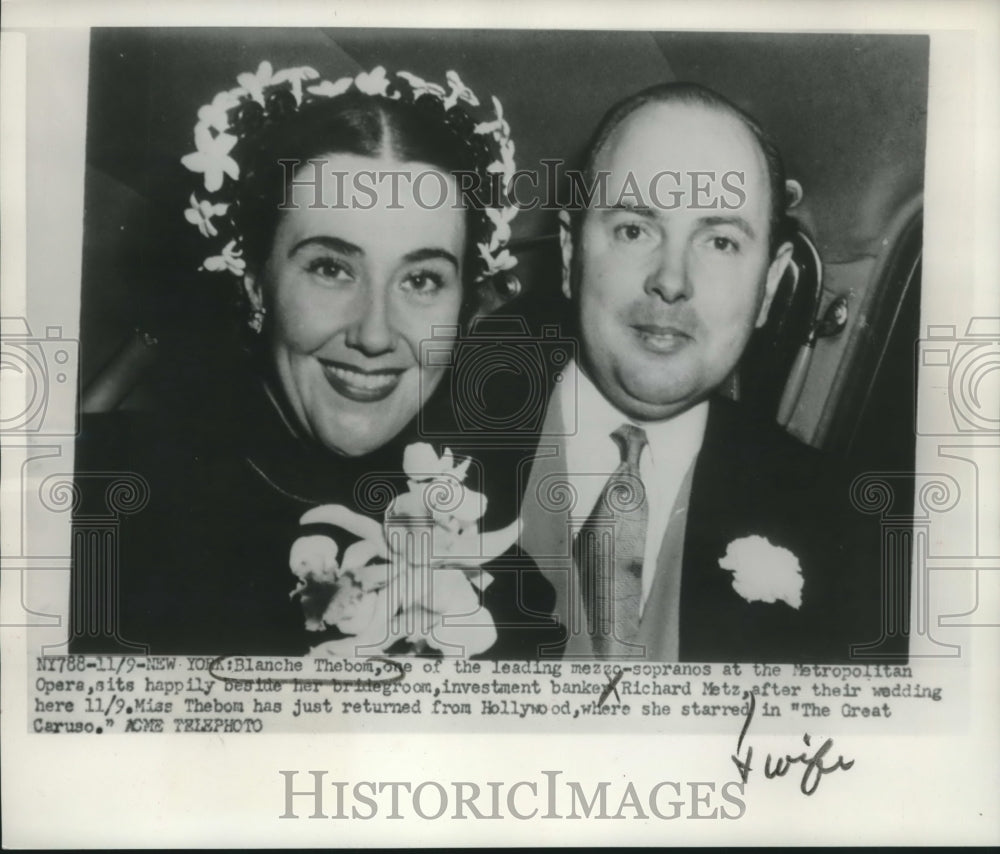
[{"x1": 718, "y1": 535, "x2": 803, "y2": 609}]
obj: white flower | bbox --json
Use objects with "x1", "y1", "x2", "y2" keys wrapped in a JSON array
[
  {"x1": 473, "y1": 95, "x2": 510, "y2": 138},
  {"x1": 184, "y1": 194, "x2": 229, "y2": 238},
  {"x1": 388, "y1": 490, "x2": 432, "y2": 520},
  {"x1": 402, "y1": 442, "x2": 444, "y2": 481},
  {"x1": 443, "y1": 70, "x2": 479, "y2": 110},
  {"x1": 323, "y1": 587, "x2": 382, "y2": 644},
  {"x1": 396, "y1": 71, "x2": 446, "y2": 100},
  {"x1": 291, "y1": 444, "x2": 526, "y2": 656},
  {"x1": 444, "y1": 487, "x2": 487, "y2": 528},
  {"x1": 477, "y1": 245, "x2": 517, "y2": 276},
  {"x1": 484, "y1": 205, "x2": 516, "y2": 252},
  {"x1": 237, "y1": 60, "x2": 276, "y2": 105},
  {"x1": 392, "y1": 481, "x2": 488, "y2": 535},
  {"x1": 197, "y1": 87, "x2": 245, "y2": 133},
  {"x1": 308, "y1": 579, "x2": 400, "y2": 656},
  {"x1": 289, "y1": 535, "x2": 340, "y2": 583},
  {"x1": 354, "y1": 66, "x2": 390, "y2": 96},
  {"x1": 307, "y1": 76, "x2": 353, "y2": 99},
  {"x1": 272, "y1": 66, "x2": 319, "y2": 105},
  {"x1": 181, "y1": 123, "x2": 239, "y2": 192},
  {"x1": 393, "y1": 444, "x2": 483, "y2": 534},
  {"x1": 402, "y1": 443, "x2": 471, "y2": 483},
  {"x1": 340, "y1": 539, "x2": 388, "y2": 578},
  {"x1": 497, "y1": 136, "x2": 516, "y2": 180},
  {"x1": 718, "y1": 535, "x2": 803, "y2": 609},
  {"x1": 407, "y1": 566, "x2": 497, "y2": 655},
  {"x1": 201, "y1": 239, "x2": 246, "y2": 275},
  {"x1": 323, "y1": 585, "x2": 381, "y2": 635}
]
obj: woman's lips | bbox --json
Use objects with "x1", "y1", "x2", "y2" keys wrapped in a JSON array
[
  {"x1": 631, "y1": 323, "x2": 692, "y2": 354},
  {"x1": 319, "y1": 359, "x2": 405, "y2": 402}
]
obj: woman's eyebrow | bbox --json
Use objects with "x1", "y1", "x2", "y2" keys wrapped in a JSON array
[
  {"x1": 287, "y1": 235, "x2": 363, "y2": 258},
  {"x1": 402, "y1": 247, "x2": 459, "y2": 269}
]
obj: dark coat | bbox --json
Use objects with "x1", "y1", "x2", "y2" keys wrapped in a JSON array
[
  {"x1": 68, "y1": 367, "x2": 557, "y2": 659},
  {"x1": 677, "y1": 396, "x2": 905, "y2": 663}
]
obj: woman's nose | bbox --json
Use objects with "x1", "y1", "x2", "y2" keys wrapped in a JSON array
[
  {"x1": 344, "y1": 289, "x2": 397, "y2": 356},
  {"x1": 644, "y1": 242, "x2": 692, "y2": 303}
]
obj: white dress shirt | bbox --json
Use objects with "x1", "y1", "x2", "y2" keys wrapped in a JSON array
[{"x1": 556, "y1": 360, "x2": 708, "y2": 614}]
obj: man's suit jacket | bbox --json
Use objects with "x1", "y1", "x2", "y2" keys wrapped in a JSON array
[{"x1": 517, "y1": 392, "x2": 906, "y2": 664}]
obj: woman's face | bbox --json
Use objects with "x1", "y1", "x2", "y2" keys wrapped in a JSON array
[{"x1": 246, "y1": 153, "x2": 466, "y2": 457}]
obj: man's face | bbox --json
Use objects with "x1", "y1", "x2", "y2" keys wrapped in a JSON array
[{"x1": 567, "y1": 101, "x2": 792, "y2": 421}]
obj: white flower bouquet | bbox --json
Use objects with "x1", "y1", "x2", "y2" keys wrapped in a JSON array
[{"x1": 289, "y1": 443, "x2": 518, "y2": 657}]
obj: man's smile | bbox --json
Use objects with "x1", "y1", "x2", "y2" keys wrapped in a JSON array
[{"x1": 630, "y1": 323, "x2": 693, "y2": 354}]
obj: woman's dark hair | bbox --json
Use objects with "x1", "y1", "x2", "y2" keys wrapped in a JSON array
[{"x1": 235, "y1": 90, "x2": 493, "y2": 314}]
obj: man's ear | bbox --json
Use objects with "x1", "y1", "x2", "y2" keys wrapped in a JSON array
[
  {"x1": 756, "y1": 241, "x2": 794, "y2": 328},
  {"x1": 558, "y1": 210, "x2": 574, "y2": 300}
]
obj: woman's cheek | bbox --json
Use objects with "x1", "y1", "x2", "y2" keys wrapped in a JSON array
[
  {"x1": 275, "y1": 278, "x2": 349, "y2": 352},
  {"x1": 396, "y1": 291, "x2": 462, "y2": 357}
]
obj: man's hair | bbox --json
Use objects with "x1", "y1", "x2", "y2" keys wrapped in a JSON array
[{"x1": 577, "y1": 81, "x2": 792, "y2": 257}]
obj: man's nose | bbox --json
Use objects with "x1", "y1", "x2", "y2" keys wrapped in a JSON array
[
  {"x1": 344, "y1": 287, "x2": 398, "y2": 356},
  {"x1": 643, "y1": 242, "x2": 691, "y2": 303}
]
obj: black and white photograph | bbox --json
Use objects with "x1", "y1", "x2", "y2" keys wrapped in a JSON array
[
  {"x1": 68, "y1": 27, "x2": 925, "y2": 663},
  {"x1": 1, "y1": 0, "x2": 997, "y2": 847}
]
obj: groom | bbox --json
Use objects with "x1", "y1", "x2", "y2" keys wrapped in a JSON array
[{"x1": 515, "y1": 82, "x2": 901, "y2": 662}]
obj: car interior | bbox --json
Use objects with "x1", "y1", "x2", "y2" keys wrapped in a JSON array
[{"x1": 77, "y1": 28, "x2": 928, "y2": 482}]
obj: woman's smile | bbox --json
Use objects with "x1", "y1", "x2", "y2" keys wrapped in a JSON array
[{"x1": 319, "y1": 358, "x2": 406, "y2": 402}]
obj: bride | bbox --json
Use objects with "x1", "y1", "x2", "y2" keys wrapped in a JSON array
[{"x1": 71, "y1": 62, "x2": 558, "y2": 659}]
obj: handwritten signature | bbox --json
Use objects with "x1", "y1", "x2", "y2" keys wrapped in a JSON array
[{"x1": 731, "y1": 691, "x2": 854, "y2": 796}]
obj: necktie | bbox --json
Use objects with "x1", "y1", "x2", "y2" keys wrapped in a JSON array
[{"x1": 574, "y1": 423, "x2": 649, "y2": 658}]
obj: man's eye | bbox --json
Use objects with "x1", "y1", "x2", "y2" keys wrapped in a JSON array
[
  {"x1": 401, "y1": 270, "x2": 445, "y2": 296},
  {"x1": 710, "y1": 235, "x2": 740, "y2": 253},
  {"x1": 614, "y1": 222, "x2": 649, "y2": 243},
  {"x1": 306, "y1": 257, "x2": 354, "y2": 282}
]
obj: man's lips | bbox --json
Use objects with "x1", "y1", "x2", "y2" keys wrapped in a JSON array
[
  {"x1": 318, "y1": 359, "x2": 405, "y2": 402},
  {"x1": 631, "y1": 323, "x2": 693, "y2": 354}
]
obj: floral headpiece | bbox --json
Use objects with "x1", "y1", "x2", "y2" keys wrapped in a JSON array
[{"x1": 181, "y1": 62, "x2": 519, "y2": 284}]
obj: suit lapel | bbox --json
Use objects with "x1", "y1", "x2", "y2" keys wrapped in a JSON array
[
  {"x1": 680, "y1": 398, "x2": 756, "y2": 658},
  {"x1": 637, "y1": 459, "x2": 695, "y2": 661},
  {"x1": 678, "y1": 398, "x2": 816, "y2": 661}
]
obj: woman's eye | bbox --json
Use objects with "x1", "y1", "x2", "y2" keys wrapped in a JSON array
[
  {"x1": 401, "y1": 270, "x2": 445, "y2": 297},
  {"x1": 305, "y1": 257, "x2": 354, "y2": 282}
]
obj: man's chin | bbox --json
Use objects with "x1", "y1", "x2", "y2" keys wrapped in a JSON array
[{"x1": 612, "y1": 377, "x2": 703, "y2": 422}]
